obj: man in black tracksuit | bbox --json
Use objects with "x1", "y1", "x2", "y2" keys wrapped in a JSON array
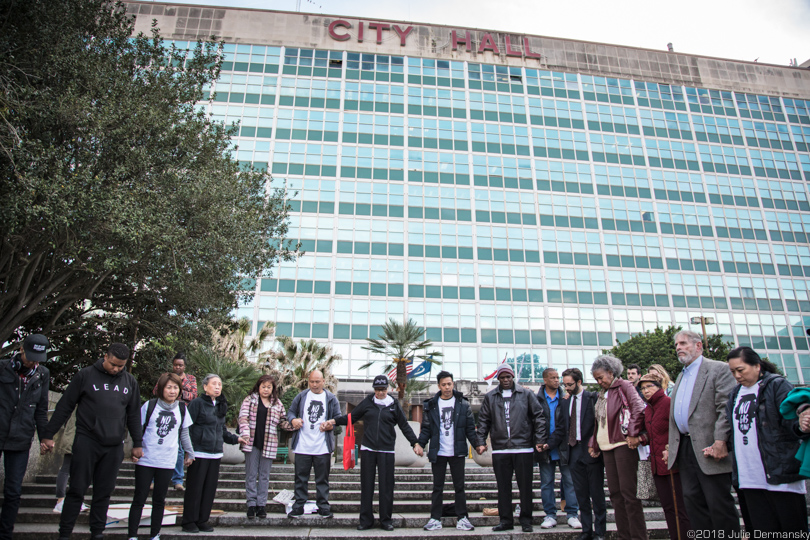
[
  {"x1": 41, "y1": 343, "x2": 143, "y2": 540},
  {"x1": 329, "y1": 375, "x2": 419, "y2": 531},
  {"x1": 0, "y1": 334, "x2": 50, "y2": 540},
  {"x1": 414, "y1": 370, "x2": 483, "y2": 532}
]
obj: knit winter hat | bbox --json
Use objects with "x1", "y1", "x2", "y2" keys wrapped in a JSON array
[{"x1": 495, "y1": 363, "x2": 515, "y2": 379}]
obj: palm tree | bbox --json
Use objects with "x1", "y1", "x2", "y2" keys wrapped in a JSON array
[
  {"x1": 264, "y1": 336, "x2": 342, "y2": 392},
  {"x1": 361, "y1": 318, "x2": 442, "y2": 407},
  {"x1": 213, "y1": 317, "x2": 276, "y2": 364}
]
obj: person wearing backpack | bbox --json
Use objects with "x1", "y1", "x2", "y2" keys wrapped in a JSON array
[{"x1": 127, "y1": 372, "x2": 194, "y2": 540}]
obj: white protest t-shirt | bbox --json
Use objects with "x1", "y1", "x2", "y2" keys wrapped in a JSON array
[
  {"x1": 733, "y1": 383, "x2": 806, "y2": 494},
  {"x1": 139, "y1": 401, "x2": 193, "y2": 469},
  {"x1": 296, "y1": 391, "x2": 329, "y2": 456},
  {"x1": 437, "y1": 396, "x2": 456, "y2": 457}
]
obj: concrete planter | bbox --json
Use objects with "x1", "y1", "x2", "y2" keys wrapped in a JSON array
[
  {"x1": 222, "y1": 442, "x2": 246, "y2": 464},
  {"x1": 394, "y1": 420, "x2": 428, "y2": 467},
  {"x1": 471, "y1": 436, "x2": 493, "y2": 466}
]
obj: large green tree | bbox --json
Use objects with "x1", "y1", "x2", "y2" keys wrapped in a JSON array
[
  {"x1": 362, "y1": 318, "x2": 442, "y2": 407},
  {"x1": 0, "y1": 0, "x2": 296, "y2": 367},
  {"x1": 603, "y1": 325, "x2": 734, "y2": 380}
]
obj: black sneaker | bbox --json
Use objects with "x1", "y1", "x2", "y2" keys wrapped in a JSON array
[
  {"x1": 198, "y1": 522, "x2": 214, "y2": 532},
  {"x1": 247, "y1": 506, "x2": 256, "y2": 520},
  {"x1": 256, "y1": 506, "x2": 267, "y2": 519},
  {"x1": 181, "y1": 523, "x2": 199, "y2": 533},
  {"x1": 318, "y1": 508, "x2": 334, "y2": 519},
  {"x1": 288, "y1": 508, "x2": 304, "y2": 518}
]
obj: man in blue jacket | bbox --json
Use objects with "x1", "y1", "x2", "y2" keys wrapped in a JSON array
[
  {"x1": 0, "y1": 334, "x2": 50, "y2": 540},
  {"x1": 287, "y1": 369, "x2": 341, "y2": 518},
  {"x1": 415, "y1": 370, "x2": 483, "y2": 532}
]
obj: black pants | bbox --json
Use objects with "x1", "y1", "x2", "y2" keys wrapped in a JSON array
[
  {"x1": 430, "y1": 455, "x2": 467, "y2": 520},
  {"x1": 128, "y1": 465, "x2": 173, "y2": 537},
  {"x1": 0, "y1": 449, "x2": 30, "y2": 540},
  {"x1": 182, "y1": 457, "x2": 221, "y2": 526},
  {"x1": 569, "y1": 443, "x2": 607, "y2": 536},
  {"x1": 676, "y1": 436, "x2": 739, "y2": 534},
  {"x1": 293, "y1": 453, "x2": 331, "y2": 512},
  {"x1": 738, "y1": 488, "x2": 808, "y2": 533},
  {"x1": 359, "y1": 449, "x2": 394, "y2": 528},
  {"x1": 492, "y1": 452, "x2": 534, "y2": 527},
  {"x1": 59, "y1": 435, "x2": 124, "y2": 537}
]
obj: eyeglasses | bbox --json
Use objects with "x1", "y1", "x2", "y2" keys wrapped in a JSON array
[{"x1": 562, "y1": 382, "x2": 577, "y2": 388}]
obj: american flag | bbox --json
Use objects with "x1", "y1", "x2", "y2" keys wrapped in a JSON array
[{"x1": 387, "y1": 358, "x2": 413, "y2": 382}]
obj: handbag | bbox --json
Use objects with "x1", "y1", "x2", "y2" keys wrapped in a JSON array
[
  {"x1": 636, "y1": 459, "x2": 658, "y2": 501},
  {"x1": 342, "y1": 413, "x2": 356, "y2": 470},
  {"x1": 616, "y1": 383, "x2": 631, "y2": 435}
]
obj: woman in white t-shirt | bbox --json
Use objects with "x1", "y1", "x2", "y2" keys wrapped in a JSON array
[
  {"x1": 726, "y1": 346, "x2": 809, "y2": 533},
  {"x1": 128, "y1": 372, "x2": 194, "y2": 540}
]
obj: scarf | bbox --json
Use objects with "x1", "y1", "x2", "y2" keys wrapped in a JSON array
[{"x1": 594, "y1": 377, "x2": 621, "y2": 429}]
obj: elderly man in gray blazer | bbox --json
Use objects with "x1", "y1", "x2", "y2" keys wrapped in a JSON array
[{"x1": 667, "y1": 330, "x2": 739, "y2": 534}]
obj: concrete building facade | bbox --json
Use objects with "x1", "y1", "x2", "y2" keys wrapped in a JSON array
[{"x1": 129, "y1": 2, "x2": 810, "y2": 387}]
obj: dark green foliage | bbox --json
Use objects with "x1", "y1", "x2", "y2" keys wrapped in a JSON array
[
  {"x1": 0, "y1": 0, "x2": 296, "y2": 382},
  {"x1": 602, "y1": 325, "x2": 734, "y2": 380}
]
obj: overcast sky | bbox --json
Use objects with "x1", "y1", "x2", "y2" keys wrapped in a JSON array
[{"x1": 159, "y1": 0, "x2": 810, "y2": 66}]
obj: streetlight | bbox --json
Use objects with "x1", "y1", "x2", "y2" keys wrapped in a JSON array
[{"x1": 690, "y1": 316, "x2": 715, "y2": 349}]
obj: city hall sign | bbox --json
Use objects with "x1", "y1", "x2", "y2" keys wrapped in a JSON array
[{"x1": 327, "y1": 19, "x2": 543, "y2": 60}]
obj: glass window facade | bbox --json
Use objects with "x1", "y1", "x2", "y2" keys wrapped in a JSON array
[{"x1": 160, "y1": 16, "x2": 810, "y2": 385}]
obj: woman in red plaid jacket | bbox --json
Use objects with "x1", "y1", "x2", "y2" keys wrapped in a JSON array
[{"x1": 238, "y1": 374, "x2": 295, "y2": 519}]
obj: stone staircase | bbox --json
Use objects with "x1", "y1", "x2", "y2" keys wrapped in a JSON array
[{"x1": 10, "y1": 461, "x2": 693, "y2": 539}]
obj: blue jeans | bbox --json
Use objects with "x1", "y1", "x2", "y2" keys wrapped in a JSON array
[
  {"x1": 171, "y1": 445, "x2": 184, "y2": 485},
  {"x1": 539, "y1": 459, "x2": 579, "y2": 519},
  {"x1": 0, "y1": 449, "x2": 30, "y2": 540}
]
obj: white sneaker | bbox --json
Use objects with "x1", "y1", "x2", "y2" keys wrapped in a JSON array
[
  {"x1": 128, "y1": 537, "x2": 138, "y2": 540},
  {"x1": 423, "y1": 518, "x2": 442, "y2": 531},
  {"x1": 53, "y1": 500, "x2": 63, "y2": 513},
  {"x1": 568, "y1": 516, "x2": 582, "y2": 529},
  {"x1": 81, "y1": 503, "x2": 90, "y2": 512},
  {"x1": 150, "y1": 536, "x2": 161, "y2": 540},
  {"x1": 456, "y1": 517, "x2": 474, "y2": 531},
  {"x1": 541, "y1": 516, "x2": 558, "y2": 529}
]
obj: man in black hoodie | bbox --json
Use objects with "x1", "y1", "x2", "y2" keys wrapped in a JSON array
[{"x1": 41, "y1": 343, "x2": 143, "y2": 540}]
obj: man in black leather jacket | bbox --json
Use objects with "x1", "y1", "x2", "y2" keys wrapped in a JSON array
[
  {"x1": 0, "y1": 334, "x2": 50, "y2": 540},
  {"x1": 477, "y1": 363, "x2": 547, "y2": 533}
]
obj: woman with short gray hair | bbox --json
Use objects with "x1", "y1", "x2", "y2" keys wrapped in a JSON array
[{"x1": 588, "y1": 355, "x2": 648, "y2": 540}]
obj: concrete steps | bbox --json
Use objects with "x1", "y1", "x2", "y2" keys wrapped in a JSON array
[{"x1": 8, "y1": 461, "x2": 684, "y2": 539}]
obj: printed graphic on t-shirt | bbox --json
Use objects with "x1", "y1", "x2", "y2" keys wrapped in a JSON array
[
  {"x1": 441, "y1": 404, "x2": 454, "y2": 436},
  {"x1": 155, "y1": 409, "x2": 177, "y2": 444},
  {"x1": 734, "y1": 393, "x2": 756, "y2": 445},
  {"x1": 307, "y1": 400, "x2": 325, "y2": 429}
]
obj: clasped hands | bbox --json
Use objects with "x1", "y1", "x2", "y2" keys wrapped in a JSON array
[{"x1": 318, "y1": 418, "x2": 336, "y2": 432}]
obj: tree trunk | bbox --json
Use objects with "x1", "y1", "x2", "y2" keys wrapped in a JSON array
[{"x1": 397, "y1": 358, "x2": 407, "y2": 410}]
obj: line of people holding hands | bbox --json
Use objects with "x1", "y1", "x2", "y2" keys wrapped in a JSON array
[{"x1": 2, "y1": 330, "x2": 810, "y2": 540}]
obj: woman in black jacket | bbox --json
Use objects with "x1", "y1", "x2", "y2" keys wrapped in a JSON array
[
  {"x1": 181, "y1": 374, "x2": 247, "y2": 533},
  {"x1": 327, "y1": 375, "x2": 418, "y2": 532},
  {"x1": 726, "y1": 346, "x2": 810, "y2": 533}
]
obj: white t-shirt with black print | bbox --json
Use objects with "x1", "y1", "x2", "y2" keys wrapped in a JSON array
[
  {"x1": 437, "y1": 396, "x2": 456, "y2": 457},
  {"x1": 139, "y1": 401, "x2": 193, "y2": 469},
  {"x1": 733, "y1": 383, "x2": 805, "y2": 494},
  {"x1": 297, "y1": 391, "x2": 329, "y2": 456}
]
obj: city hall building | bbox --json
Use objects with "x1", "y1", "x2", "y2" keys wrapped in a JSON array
[{"x1": 129, "y1": 2, "x2": 810, "y2": 387}]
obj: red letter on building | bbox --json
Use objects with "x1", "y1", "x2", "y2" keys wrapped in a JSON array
[
  {"x1": 392, "y1": 25, "x2": 414, "y2": 46},
  {"x1": 524, "y1": 36, "x2": 541, "y2": 59},
  {"x1": 505, "y1": 35, "x2": 522, "y2": 57},
  {"x1": 478, "y1": 33, "x2": 500, "y2": 55},
  {"x1": 328, "y1": 19, "x2": 352, "y2": 41},
  {"x1": 368, "y1": 22, "x2": 391, "y2": 44},
  {"x1": 358, "y1": 21, "x2": 364, "y2": 42},
  {"x1": 452, "y1": 30, "x2": 471, "y2": 52}
]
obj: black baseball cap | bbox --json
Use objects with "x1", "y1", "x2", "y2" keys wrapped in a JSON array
[
  {"x1": 372, "y1": 375, "x2": 389, "y2": 388},
  {"x1": 23, "y1": 334, "x2": 49, "y2": 363}
]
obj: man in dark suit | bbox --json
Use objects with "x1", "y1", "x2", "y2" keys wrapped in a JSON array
[{"x1": 561, "y1": 368, "x2": 606, "y2": 540}]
